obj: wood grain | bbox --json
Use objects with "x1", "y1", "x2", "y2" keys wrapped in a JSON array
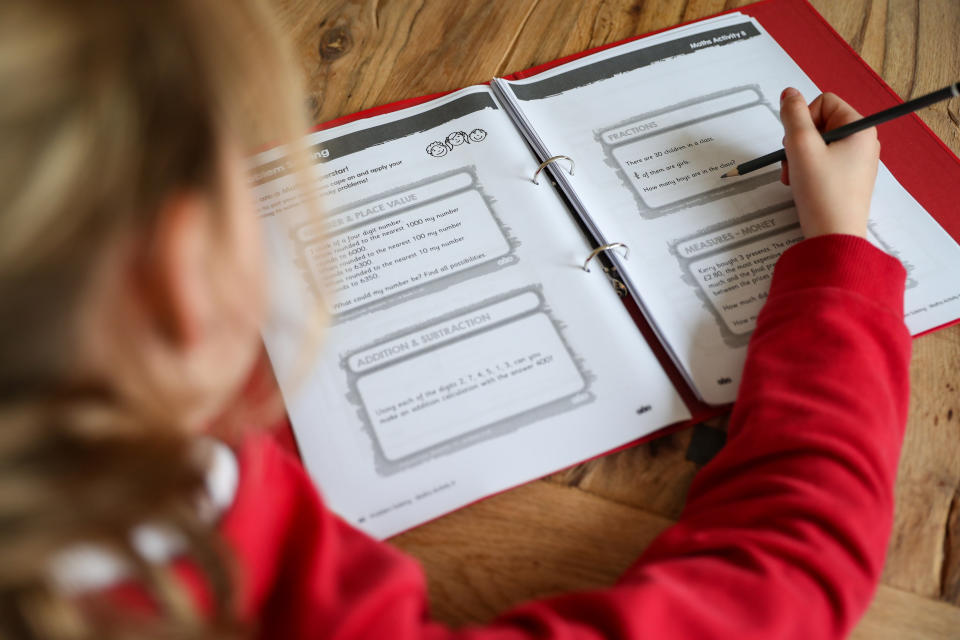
[
  {"x1": 268, "y1": 0, "x2": 960, "y2": 634},
  {"x1": 270, "y1": 0, "x2": 541, "y2": 125},
  {"x1": 885, "y1": 330, "x2": 960, "y2": 601},
  {"x1": 392, "y1": 480, "x2": 673, "y2": 625},
  {"x1": 853, "y1": 585, "x2": 960, "y2": 640}
]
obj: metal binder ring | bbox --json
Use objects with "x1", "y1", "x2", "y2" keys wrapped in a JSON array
[
  {"x1": 532, "y1": 155, "x2": 575, "y2": 184},
  {"x1": 582, "y1": 242, "x2": 629, "y2": 273}
]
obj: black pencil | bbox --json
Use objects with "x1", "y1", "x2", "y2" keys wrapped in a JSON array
[{"x1": 720, "y1": 82, "x2": 960, "y2": 178}]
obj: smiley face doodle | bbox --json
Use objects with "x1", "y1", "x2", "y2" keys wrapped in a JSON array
[
  {"x1": 445, "y1": 130, "x2": 468, "y2": 148},
  {"x1": 426, "y1": 141, "x2": 448, "y2": 158},
  {"x1": 426, "y1": 129, "x2": 489, "y2": 157}
]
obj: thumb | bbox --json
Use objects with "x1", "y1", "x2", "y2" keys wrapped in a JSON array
[{"x1": 779, "y1": 87, "x2": 819, "y2": 140}]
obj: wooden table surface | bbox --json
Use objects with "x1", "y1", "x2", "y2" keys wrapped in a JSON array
[{"x1": 269, "y1": 1, "x2": 960, "y2": 636}]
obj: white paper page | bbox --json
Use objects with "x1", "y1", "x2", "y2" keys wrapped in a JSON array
[
  {"x1": 253, "y1": 86, "x2": 689, "y2": 538},
  {"x1": 501, "y1": 16, "x2": 960, "y2": 404}
]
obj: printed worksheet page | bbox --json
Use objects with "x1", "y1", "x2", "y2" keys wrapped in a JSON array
[
  {"x1": 497, "y1": 14, "x2": 960, "y2": 405},
  {"x1": 253, "y1": 86, "x2": 689, "y2": 538}
]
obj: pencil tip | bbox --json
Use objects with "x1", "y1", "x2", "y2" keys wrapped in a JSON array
[{"x1": 720, "y1": 168, "x2": 739, "y2": 179}]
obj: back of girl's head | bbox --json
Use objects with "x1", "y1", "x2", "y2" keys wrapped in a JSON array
[{"x1": 0, "y1": 1, "x2": 306, "y2": 637}]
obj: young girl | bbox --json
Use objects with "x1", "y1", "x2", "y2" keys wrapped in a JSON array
[{"x1": 0, "y1": 1, "x2": 910, "y2": 639}]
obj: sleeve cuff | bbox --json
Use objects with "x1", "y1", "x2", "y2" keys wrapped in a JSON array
[{"x1": 770, "y1": 234, "x2": 907, "y2": 317}]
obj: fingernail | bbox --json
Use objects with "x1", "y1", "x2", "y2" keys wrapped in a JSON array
[{"x1": 780, "y1": 87, "x2": 799, "y2": 104}]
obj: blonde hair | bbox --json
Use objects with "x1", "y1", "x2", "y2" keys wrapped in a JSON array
[{"x1": 0, "y1": 1, "x2": 307, "y2": 637}]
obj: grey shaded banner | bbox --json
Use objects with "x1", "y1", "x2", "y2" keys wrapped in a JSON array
[
  {"x1": 252, "y1": 92, "x2": 498, "y2": 185},
  {"x1": 511, "y1": 22, "x2": 761, "y2": 101}
]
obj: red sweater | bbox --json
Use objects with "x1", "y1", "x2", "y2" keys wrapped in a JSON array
[{"x1": 221, "y1": 235, "x2": 911, "y2": 639}]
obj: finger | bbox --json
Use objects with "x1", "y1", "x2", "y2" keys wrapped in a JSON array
[
  {"x1": 807, "y1": 94, "x2": 825, "y2": 131},
  {"x1": 817, "y1": 92, "x2": 864, "y2": 130},
  {"x1": 780, "y1": 159, "x2": 790, "y2": 185},
  {"x1": 779, "y1": 87, "x2": 820, "y2": 139}
]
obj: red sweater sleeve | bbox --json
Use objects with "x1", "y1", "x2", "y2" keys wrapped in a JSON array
[{"x1": 222, "y1": 234, "x2": 911, "y2": 640}]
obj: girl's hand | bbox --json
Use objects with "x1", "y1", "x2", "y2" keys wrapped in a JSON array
[{"x1": 779, "y1": 88, "x2": 880, "y2": 239}]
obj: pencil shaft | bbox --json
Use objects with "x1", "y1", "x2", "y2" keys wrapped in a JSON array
[
  {"x1": 732, "y1": 82, "x2": 959, "y2": 176},
  {"x1": 737, "y1": 148, "x2": 786, "y2": 175},
  {"x1": 821, "y1": 84, "x2": 958, "y2": 143}
]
